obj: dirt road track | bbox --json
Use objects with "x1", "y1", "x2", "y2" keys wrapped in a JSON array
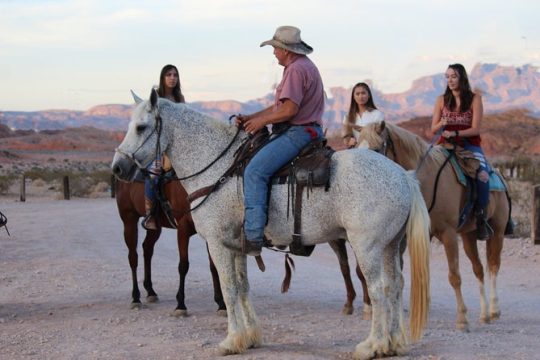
[{"x1": 1, "y1": 198, "x2": 539, "y2": 359}]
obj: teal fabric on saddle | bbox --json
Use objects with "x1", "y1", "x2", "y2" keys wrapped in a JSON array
[{"x1": 442, "y1": 148, "x2": 506, "y2": 191}]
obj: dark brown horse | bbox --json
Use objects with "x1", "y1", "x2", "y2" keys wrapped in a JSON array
[{"x1": 115, "y1": 178, "x2": 226, "y2": 316}]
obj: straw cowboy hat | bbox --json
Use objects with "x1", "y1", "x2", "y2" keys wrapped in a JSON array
[{"x1": 260, "y1": 26, "x2": 313, "y2": 55}]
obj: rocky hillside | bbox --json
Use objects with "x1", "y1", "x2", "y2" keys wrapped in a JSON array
[
  {"x1": 1, "y1": 64, "x2": 539, "y2": 133},
  {"x1": 1, "y1": 109, "x2": 538, "y2": 172}
]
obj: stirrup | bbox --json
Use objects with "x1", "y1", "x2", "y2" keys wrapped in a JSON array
[
  {"x1": 504, "y1": 218, "x2": 515, "y2": 235},
  {"x1": 161, "y1": 201, "x2": 178, "y2": 229},
  {"x1": 476, "y1": 220, "x2": 493, "y2": 241},
  {"x1": 142, "y1": 215, "x2": 158, "y2": 231}
]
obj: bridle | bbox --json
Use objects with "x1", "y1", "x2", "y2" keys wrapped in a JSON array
[
  {"x1": 371, "y1": 126, "x2": 397, "y2": 160},
  {"x1": 370, "y1": 124, "x2": 451, "y2": 213},
  {"x1": 117, "y1": 110, "x2": 244, "y2": 212},
  {"x1": 114, "y1": 108, "x2": 163, "y2": 176}
]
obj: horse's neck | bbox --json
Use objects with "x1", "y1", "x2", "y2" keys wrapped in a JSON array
[
  {"x1": 164, "y1": 110, "x2": 246, "y2": 192},
  {"x1": 390, "y1": 127, "x2": 429, "y2": 170}
]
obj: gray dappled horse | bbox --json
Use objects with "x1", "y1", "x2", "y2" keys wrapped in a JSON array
[{"x1": 111, "y1": 90, "x2": 431, "y2": 360}]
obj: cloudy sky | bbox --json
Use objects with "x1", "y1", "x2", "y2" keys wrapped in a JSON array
[{"x1": 1, "y1": 0, "x2": 538, "y2": 111}]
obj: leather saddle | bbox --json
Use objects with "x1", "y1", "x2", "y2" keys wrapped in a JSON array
[{"x1": 231, "y1": 126, "x2": 335, "y2": 256}]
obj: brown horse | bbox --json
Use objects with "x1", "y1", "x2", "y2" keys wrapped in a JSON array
[
  {"x1": 357, "y1": 121, "x2": 511, "y2": 331},
  {"x1": 115, "y1": 178, "x2": 226, "y2": 316}
]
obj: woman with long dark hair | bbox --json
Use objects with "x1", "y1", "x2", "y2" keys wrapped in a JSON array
[
  {"x1": 431, "y1": 63, "x2": 492, "y2": 240},
  {"x1": 143, "y1": 64, "x2": 185, "y2": 230},
  {"x1": 341, "y1": 82, "x2": 384, "y2": 147}
]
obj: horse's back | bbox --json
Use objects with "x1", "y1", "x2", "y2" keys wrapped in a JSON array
[
  {"x1": 266, "y1": 149, "x2": 414, "y2": 245},
  {"x1": 330, "y1": 149, "x2": 413, "y2": 224}
]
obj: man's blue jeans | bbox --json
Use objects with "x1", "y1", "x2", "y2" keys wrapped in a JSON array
[
  {"x1": 243, "y1": 125, "x2": 324, "y2": 242},
  {"x1": 464, "y1": 142, "x2": 490, "y2": 208}
]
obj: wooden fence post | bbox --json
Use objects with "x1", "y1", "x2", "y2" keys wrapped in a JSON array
[
  {"x1": 533, "y1": 185, "x2": 540, "y2": 245},
  {"x1": 20, "y1": 174, "x2": 26, "y2": 202},
  {"x1": 63, "y1": 176, "x2": 70, "y2": 200},
  {"x1": 110, "y1": 175, "x2": 116, "y2": 198}
]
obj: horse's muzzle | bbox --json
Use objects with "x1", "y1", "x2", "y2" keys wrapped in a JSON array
[{"x1": 111, "y1": 157, "x2": 137, "y2": 182}]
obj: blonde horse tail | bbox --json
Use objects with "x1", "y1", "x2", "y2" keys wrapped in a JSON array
[{"x1": 404, "y1": 170, "x2": 431, "y2": 342}]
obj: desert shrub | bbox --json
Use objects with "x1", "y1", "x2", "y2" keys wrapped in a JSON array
[
  {"x1": 32, "y1": 178, "x2": 47, "y2": 187},
  {"x1": 22, "y1": 168, "x2": 113, "y2": 198},
  {"x1": 0, "y1": 175, "x2": 16, "y2": 195},
  {"x1": 88, "y1": 181, "x2": 110, "y2": 198}
]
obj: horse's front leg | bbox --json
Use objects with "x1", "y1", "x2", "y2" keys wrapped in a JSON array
[
  {"x1": 173, "y1": 225, "x2": 190, "y2": 317},
  {"x1": 440, "y1": 229, "x2": 469, "y2": 331},
  {"x1": 461, "y1": 232, "x2": 490, "y2": 324},
  {"x1": 235, "y1": 253, "x2": 262, "y2": 349},
  {"x1": 123, "y1": 218, "x2": 142, "y2": 309},
  {"x1": 486, "y1": 231, "x2": 504, "y2": 320},
  {"x1": 206, "y1": 240, "x2": 249, "y2": 355},
  {"x1": 142, "y1": 228, "x2": 161, "y2": 303}
]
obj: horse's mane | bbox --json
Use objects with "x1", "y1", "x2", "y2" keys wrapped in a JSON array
[
  {"x1": 157, "y1": 99, "x2": 238, "y2": 136},
  {"x1": 383, "y1": 123, "x2": 447, "y2": 167}
]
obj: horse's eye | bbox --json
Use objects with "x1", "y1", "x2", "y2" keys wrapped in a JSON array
[{"x1": 136, "y1": 125, "x2": 147, "y2": 134}]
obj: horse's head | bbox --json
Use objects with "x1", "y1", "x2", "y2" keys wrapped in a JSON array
[
  {"x1": 111, "y1": 89, "x2": 165, "y2": 181},
  {"x1": 357, "y1": 121, "x2": 389, "y2": 154}
]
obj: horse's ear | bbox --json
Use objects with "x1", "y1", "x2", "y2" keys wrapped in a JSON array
[
  {"x1": 130, "y1": 90, "x2": 143, "y2": 104},
  {"x1": 150, "y1": 88, "x2": 158, "y2": 109}
]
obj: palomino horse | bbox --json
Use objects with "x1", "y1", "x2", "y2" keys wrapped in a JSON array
[
  {"x1": 358, "y1": 121, "x2": 510, "y2": 331},
  {"x1": 111, "y1": 90, "x2": 431, "y2": 359},
  {"x1": 114, "y1": 179, "x2": 226, "y2": 316}
]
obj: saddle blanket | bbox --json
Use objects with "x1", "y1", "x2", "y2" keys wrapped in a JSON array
[{"x1": 442, "y1": 148, "x2": 506, "y2": 191}]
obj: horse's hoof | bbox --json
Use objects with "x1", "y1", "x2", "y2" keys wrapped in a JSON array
[
  {"x1": 456, "y1": 322, "x2": 470, "y2": 332},
  {"x1": 172, "y1": 309, "x2": 188, "y2": 317},
  {"x1": 490, "y1": 310, "x2": 501, "y2": 320},
  {"x1": 342, "y1": 305, "x2": 354, "y2": 315},
  {"x1": 218, "y1": 333, "x2": 247, "y2": 356},
  {"x1": 480, "y1": 315, "x2": 490, "y2": 324},
  {"x1": 353, "y1": 339, "x2": 375, "y2": 360},
  {"x1": 146, "y1": 295, "x2": 159, "y2": 303},
  {"x1": 246, "y1": 326, "x2": 263, "y2": 349},
  {"x1": 130, "y1": 302, "x2": 142, "y2": 310},
  {"x1": 217, "y1": 346, "x2": 237, "y2": 356},
  {"x1": 216, "y1": 309, "x2": 227, "y2": 317}
]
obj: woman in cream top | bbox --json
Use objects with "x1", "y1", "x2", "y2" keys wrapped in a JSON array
[{"x1": 341, "y1": 82, "x2": 384, "y2": 147}]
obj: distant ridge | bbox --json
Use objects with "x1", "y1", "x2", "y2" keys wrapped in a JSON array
[{"x1": 1, "y1": 63, "x2": 539, "y2": 131}]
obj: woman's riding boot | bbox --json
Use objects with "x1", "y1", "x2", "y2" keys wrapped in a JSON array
[
  {"x1": 475, "y1": 207, "x2": 493, "y2": 241},
  {"x1": 142, "y1": 198, "x2": 157, "y2": 230}
]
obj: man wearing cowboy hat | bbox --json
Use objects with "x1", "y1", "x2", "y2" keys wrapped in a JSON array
[{"x1": 235, "y1": 25, "x2": 325, "y2": 256}]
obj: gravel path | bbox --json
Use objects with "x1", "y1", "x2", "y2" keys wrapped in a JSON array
[{"x1": 1, "y1": 197, "x2": 539, "y2": 359}]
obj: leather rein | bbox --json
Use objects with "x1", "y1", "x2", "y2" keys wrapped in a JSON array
[
  {"x1": 374, "y1": 126, "x2": 450, "y2": 213},
  {"x1": 117, "y1": 112, "x2": 243, "y2": 213}
]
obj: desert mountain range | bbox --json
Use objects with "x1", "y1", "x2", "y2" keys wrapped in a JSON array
[
  {"x1": 1, "y1": 63, "x2": 539, "y2": 133},
  {"x1": 1, "y1": 109, "x2": 538, "y2": 168}
]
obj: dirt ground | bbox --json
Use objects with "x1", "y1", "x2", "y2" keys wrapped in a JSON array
[{"x1": 1, "y1": 197, "x2": 539, "y2": 360}]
